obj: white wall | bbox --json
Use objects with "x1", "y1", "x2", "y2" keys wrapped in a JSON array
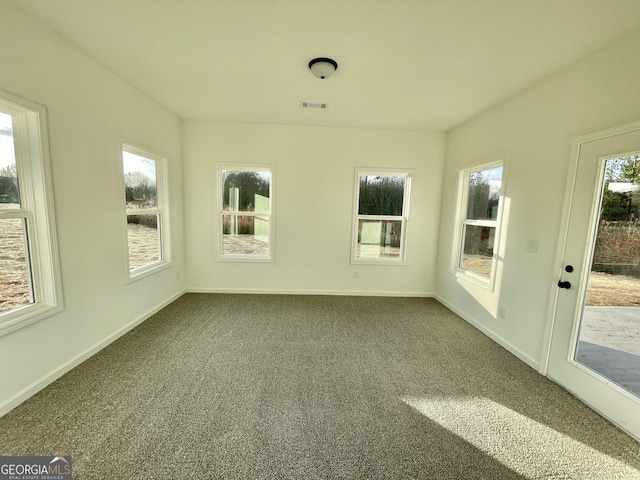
[
  {"x1": 183, "y1": 121, "x2": 445, "y2": 296},
  {"x1": 0, "y1": 3, "x2": 185, "y2": 414},
  {"x1": 436, "y1": 27, "x2": 640, "y2": 368}
]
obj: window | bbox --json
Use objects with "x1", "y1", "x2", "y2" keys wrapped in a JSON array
[
  {"x1": 216, "y1": 165, "x2": 273, "y2": 261},
  {"x1": 0, "y1": 90, "x2": 62, "y2": 336},
  {"x1": 455, "y1": 162, "x2": 504, "y2": 286},
  {"x1": 123, "y1": 144, "x2": 169, "y2": 280},
  {"x1": 352, "y1": 169, "x2": 412, "y2": 264}
]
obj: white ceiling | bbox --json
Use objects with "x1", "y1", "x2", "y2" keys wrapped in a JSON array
[{"x1": 9, "y1": 0, "x2": 640, "y2": 131}]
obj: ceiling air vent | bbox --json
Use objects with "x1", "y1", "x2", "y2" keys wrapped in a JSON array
[{"x1": 300, "y1": 102, "x2": 328, "y2": 109}]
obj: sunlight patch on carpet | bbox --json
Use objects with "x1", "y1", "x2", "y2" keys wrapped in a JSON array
[{"x1": 402, "y1": 396, "x2": 640, "y2": 479}]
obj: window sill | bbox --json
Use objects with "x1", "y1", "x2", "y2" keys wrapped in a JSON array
[
  {"x1": 454, "y1": 269, "x2": 495, "y2": 291},
  {"x1": 127, "y1": 260, "x2": 171, "y2": 284},
  {"x1": 215, "y1": 255, "x2": 274, "y2": 263},
  {"x1": 0, "y1": 303, "x2": 64, "y2": 338},
  {"x1": 352, "y1": 258, "x2": 408, "y2": 266}
]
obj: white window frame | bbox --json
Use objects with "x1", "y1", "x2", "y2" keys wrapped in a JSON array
[
  {"x1": 453, "y1": 160, "x2": 505, "y2": 290},
  {"x1": 215, "y1": 164, "x2": 274, "y2": 262},
  {"x1": 351, "y1": 168, "x2": 412, "y2": 265},
  {"x1": 122, "y1": 143, "x2": 170, "y2": 282},
  {"x1": 0, "y1": 90, "x2": 63, "y2": 337}
]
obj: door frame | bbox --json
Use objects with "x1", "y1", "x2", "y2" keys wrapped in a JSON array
[{"x1": 541, "y1": 119, "x2": 640, "y2": 376}]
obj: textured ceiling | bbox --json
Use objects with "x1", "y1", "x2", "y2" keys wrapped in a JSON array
[{"x1": 9, "y1": 0, "x2": 640, "y2": 131}]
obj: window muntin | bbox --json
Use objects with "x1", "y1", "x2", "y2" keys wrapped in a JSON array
[
  {"x1": 353, "y1": 171, "x2": 411, "y2": 263},
  {"x1": 457, "y1": 164, "x2": 504, "y2": 284},
  {"x1": 0, "y1": 91, "x2": 62, "y2": 336},
  {"x1": 217, "y1": 166, "x2": 273, "y2": 261},
  {"x1": 123, "y1": 145, "x2": 168, "y2": 279}
]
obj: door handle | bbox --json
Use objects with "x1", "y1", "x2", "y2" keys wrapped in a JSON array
[{"x1": 557, "y1": 280, "x2": 571, "y2": 289}]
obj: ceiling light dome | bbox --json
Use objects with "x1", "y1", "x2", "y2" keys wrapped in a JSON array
[{"x1": 309, "y1": 57, "x2": 338, "y2": 79}]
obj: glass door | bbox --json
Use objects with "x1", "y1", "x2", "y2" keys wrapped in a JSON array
[
  {"x1": 547, "y1": 123, "x2": 640, "y2": 440},
  {"x1": 575, "y1": 155, "x2": 640, "y2": 397}
]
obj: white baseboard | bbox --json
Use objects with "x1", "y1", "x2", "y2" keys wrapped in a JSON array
[
  {"x1": 434, "y1": 294, "x2": 540, "y2": 371},
  {"x1": 187, "y1": 287, "x2": 434, "y2": 298},
  {"x1": 0, "y1": 289, "x2": 187, "y2": 418}
]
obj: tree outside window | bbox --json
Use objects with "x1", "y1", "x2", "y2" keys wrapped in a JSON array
[
  {"x1": 216, "y1": 166, "x2": 273, "y2": 261},
  {"x1": 352, "y1": 170, "x2": 412, "y2": 264}
]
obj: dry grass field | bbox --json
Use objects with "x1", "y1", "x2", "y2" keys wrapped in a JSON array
[
  {"x1": 222, "y1": 234, "x2": 269, "y2": 256},
  {"x1": 459, "y1": 254, "x2": 640, "y2": 307},
  {"x1": 461, "y1": 254, "x2": 493, "y2": 277},
  {"x1": 357, "y1": 243, "x2": 401, "y2": 259},
  {"x1": 586, "y1": 271, "x2": 640, "y2": 306},
  {"x1": 127, "y1": 223, "x2": 160, "y2": 269},
  {"x1": 0, "y1": 218, "x2": 30, "y2": 313},
  {"x1": 2, "y1": 226, "x2": 639, "y2": 313},
  {"x1": 1, "y1": 222, "x2": 160, "y2": 313}
]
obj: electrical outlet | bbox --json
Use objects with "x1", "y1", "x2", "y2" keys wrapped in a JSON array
[
  {"x1": 353, "y1": 271, "x2": 359, "y2": 279},
  {"x1": 526, "y1": 239, "x2": 540, "y2": 254}
]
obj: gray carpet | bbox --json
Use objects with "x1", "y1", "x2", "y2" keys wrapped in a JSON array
[{"x1": 1, "y1": 294, "x2": 639, "y2": 479}]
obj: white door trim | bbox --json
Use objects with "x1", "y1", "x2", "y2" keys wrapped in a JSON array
[{"x1": 540, "y1": 119, "x2": 640, "y2": 375}]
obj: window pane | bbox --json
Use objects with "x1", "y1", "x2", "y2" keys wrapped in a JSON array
[
  {"x1": 0, "y1": 218, "x2": 32, "y2": 313},
  {"x1": 356, "y1": 219, "x2": 402, "y2": 259},
  {"x1": 460, "y1": 224, "x2": 495, "y2": 277},
  {"x1": 358, "y1": 175, "x2": 405, "y2": 215},
  {"x1": 124, "y1": 151, "x2": 157, "y2": 209},
  {"x1": 0, "y1": 112, "x2": 20, "y2": 209},
  {"x1": 466, "y1": 166, "x2": 502, "y2": 220},
  {"x1": 127, "y1": 214, "x2": 160, "y2": 269},
  {"x1": 222, "y1": 215, "x2": 269, "y2": 255},
  {"x1": 222, "y1": 170, "x2": 270, "y2": 212}
]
